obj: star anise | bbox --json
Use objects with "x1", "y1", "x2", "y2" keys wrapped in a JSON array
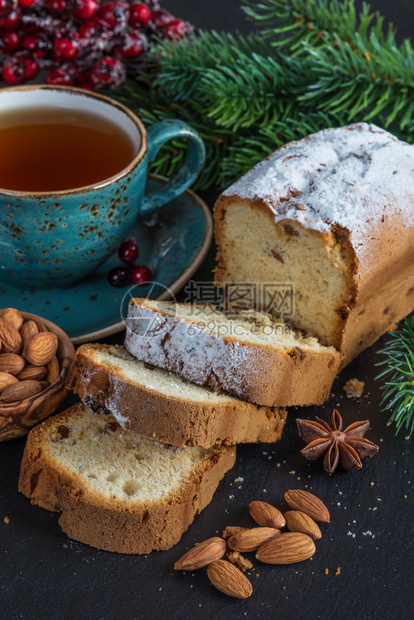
[{"x1": 296, "y1": 409, "x2": 379, "y2": 473}]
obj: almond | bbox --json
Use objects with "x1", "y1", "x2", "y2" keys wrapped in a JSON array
[
  {"x1": 249, "y1": 500, "x2": 286, "y2": 528},
  {"x1": 207, "y1": 560, "x2": 252, "y2": 599},
  {"x1": 0, "y1": 372, "x2": 19, "y2": 393},
  {"x1": 20, "y1": 320, "x2": 39, "y2": 347},
  {"x1": 17, "y1": 364, "x2": 47, "y2": 381},
  {"x1": 24, "y1": 332, "x2": 58, "y2": 367},
  {"x1": 33, "y1": 319, "x2": 48, "y2": 333},
  {"x1": 0, "y1": 308, "x2": 23, "y2": 331},
  {"x1": 0, "y1": 379, "x2": 43, "y2": 402},
  {"x1": 256, "y1": 532, "x2": 316, "y2": 564},
  {"x1": 0, "y1": 353, "x2": 25, "y2": 376},
  {"x1": 284, "y1": 489, "x2": 330, "y2": 523},
  {"x1": 174, "y1": 537, "x2": 226, "y2": 571},
  {"x1": 228, "y1": 527, "x2": 280, "y2": 552},
  {"x1": 0, "y1": 318, "x2": 22, "y2": 354},
  {"x1": 284, "y1": 510, "x2": 322, "y2": 540},
  {"x1": 46, "y1": 355, "x2": 60, "y2": 384}
]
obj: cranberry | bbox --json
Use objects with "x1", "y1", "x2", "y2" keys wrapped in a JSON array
[
  {"x1": 90, "y1": 56, "x2": 125, "y2": 87},
  {"x1": 107, "y1": 266, "x2": 130, "y2": 287},
  {"x1": 129, "y1": 3, "x2": 151, "y2": 29},
  {"x1": 163, "y1": 18, "x2": 190, "y2": 41},
  {"x1": 0, "y1": 31, "x2": 19, "y2": 53},
  {"x1": 118, "y1": 238, "x2": 139, "y2": 263},
  {"x1": 0, "y1": 7, "x2": 20, "y2": 30},
  {"x1": 0, "y1": 0, "x2": 16, "y2": 18},
  {"x1": 98, "y1": 2, "x2": 129, "y2": 30},
  {"x1": 21, "y1": 33, "x2": 52, "y2": 58},
  {"x1": 73, "y1": 0, "x2": 99, "y2": 21},
  {"x1": 47, "y1": 0, "x2": 65, "y2": 11},
  {"x1": 2, "y1": 51, "x2": 39, "y2": 84},
  {"x1": 19, "y1": 0, "x2": 36, "y2": 6},
  {"x1": 46, "y1": 66, "x2": 75, "y2": 85},
  {"x1": 54, "y1": 31, "x2": 81, "y2": 59},
  {"x1": 79, "y1": 18, "x2": 113, "y2": 49},
  {"x1": 131, "y1": 265, "x2": 151, "y2": 285},
  {"x1": 116, "y1": 30, "x2": 146, "y2": 58},
  {"x1": 150, "y1": 8, "x2": 173, "y2": 30}
]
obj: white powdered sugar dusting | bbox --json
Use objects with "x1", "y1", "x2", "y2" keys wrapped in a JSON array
[{"x1": 223, "y1": 123, "x2": 414, "y2": 241}]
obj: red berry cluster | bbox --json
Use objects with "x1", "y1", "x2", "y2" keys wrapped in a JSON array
[
  {"x1": 0, "y1": 0, "x2": 193, "y2": 89},
  {"x1": 108, "y1": 238, "x2": 152, "y2": 287}
]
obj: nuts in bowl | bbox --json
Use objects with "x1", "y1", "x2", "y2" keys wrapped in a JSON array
[{"x1": 0, "y1": 308, "x2": 75, "y2": 441}]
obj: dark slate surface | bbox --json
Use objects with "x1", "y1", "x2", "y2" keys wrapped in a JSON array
[{"x1": 1, "y1": 1, "x2": 414, "y2": 618}]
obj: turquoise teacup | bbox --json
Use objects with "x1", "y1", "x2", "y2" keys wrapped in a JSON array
[{"x1": 0, "y1": 85, "x2": 205, "y2": 289}]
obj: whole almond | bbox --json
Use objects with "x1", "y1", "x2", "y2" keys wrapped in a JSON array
[
  {"x1": 249, "y1": 500, "x2": 286, "y2": 529},
  {"x1": 0, "y1": 372, "x2": 19, "y2": 393},
  {"x1": 284, "y1": 510, "x2": 322, "y2": 540},
  {"x1": 207, "y1": 560, "x2": 252, "y2": 599},
  {"x1": 24, "y1": 332, "x2": 58, "y2": 366},
  {"x1": 46, "y1": 355, "x2": 60, "y2": 384},
  {"x1": 17, "y1": 364, "x2": 47, "y2": 381},
  {"x1": 256, "y1": 532, "x2": 316, "y2": 565},
  {"x1": 228, "y1": 527, "x2": 280, "y2": 552},
  {"x1": 34, "y1": 319, "x2": 48, "y2": 333},
  {"x1": 284, "y1": 489, "x2": 330, "y2": 523},
  {"x1": 0, "y1": 318, "x2": 22, "y2": 354},
  {"x1": 0, "y1": 353, "x2": 25, "y2": 375},
  {"x1": 20, "y1": 320, "x2": 39, "y2": 347},
  {"x1": 0, "y1": 308, "x2": 23, "y2": 331},
  {"x1": 174, "y1": 537, "x2": 226, "y2": 571},
  {"x1": 1, "y1": 379, "x2": 43, "y2": 402}
]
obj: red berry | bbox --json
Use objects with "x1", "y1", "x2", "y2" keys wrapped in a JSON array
[
  {"x1": 21, "y1": 33, "x2": 51, "y2": 58},
  {"x1": 0, "y1": 0, "x2": 16, "y2": 18},
  {"x1": 73, "y1": 0, "x2": 99, "y2": 21},
  {"x1": 129, "y1": 3, "x2": 151, "y2": 29},
  {"x1": 98, "y1": 2, "x2": 129, "y2": 30},
  {"x1": 131, "y1": 265, "x2": 151, "y2": 285},
  {"x1": 0, "y1": 7, "x2": 20, "y2": 30},
  {"x1": 107, "y1": 266, "x2": 130, "y2": 287},
  {"x1": 116, "y1": 30, "x2": 146, "y2": 58},
  {"x1": 19, "y1": 0, "x2": 36, "y2": 6},
  {"x1": 163, "y1": 19, "x2": 190, "y2": 41},
  {"x1": 54, "y1": 31, "x2": 81, "y2": 59},
  {"x1": 79, "y1": 18, "x2": 112, "y2": 49},
  {"x1": 150, "y1": 9, "x2": 173, "y2": 30},
  {"x1": 47, "y1": 0, "x2": 65, "y2": 10},
  {"x1": 0, "y1": 31, "x2": 19, "y2": 53},
  {"x1": 118, "y1": 238, "x2": 139, "y2": 263},
  {"x1": 46, "y1": 67, "x2": 75, "y2": 85},
  {"x1": 90, "y1": 56, "x2": 125, "y2": 88},
  {"x1": 2, "y1": 52, "x2": 39, "y2": 85}
]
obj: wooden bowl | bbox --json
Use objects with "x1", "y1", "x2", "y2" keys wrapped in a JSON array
[{"x1": 0, "y1": 312, "x2": 75, "y2": 441}]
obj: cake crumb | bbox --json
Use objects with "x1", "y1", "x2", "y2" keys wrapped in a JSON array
[
  {"x1": 222, "y1": 526, "x2": 247, "y2": 539},
  {"x1": 335, "y1": 567, "x2": 341, "y2": 576},
  {"x1": 343, "y1": 378, "x2": 365, "y2": 399},
  {"x1": 226, "y1": 551, "x2": 253, "y2": 572},
  {"x1": 4, "y1": 516, "x2": 9, "y2": 524},
  {"x1": 325, "y1": 568, "x2": 329, "y2": 575}
]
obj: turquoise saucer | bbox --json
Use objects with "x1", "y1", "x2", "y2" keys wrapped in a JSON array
[{"x1": 0, "y1": 176, "x2": 212, "y2": 343}]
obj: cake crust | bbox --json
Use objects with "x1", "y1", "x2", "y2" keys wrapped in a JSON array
[
  {"x1": 66, "y1": 344, "x2": 287, "y2": 448},
  {"x1": 18, "y1": 404, "x2": 236, "y2": 554}
]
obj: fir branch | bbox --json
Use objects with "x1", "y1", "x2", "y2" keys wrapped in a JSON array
[{"x1": 376, "y1": 317, "x2": 414, "y2": 436}]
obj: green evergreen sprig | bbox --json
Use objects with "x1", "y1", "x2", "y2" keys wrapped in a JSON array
[
  {"x1": 113, "y1": 0, "x2": 414, "y2": 190},
  {"x1": 376, "y1": 318, "x2": 414, "y2": 436}
]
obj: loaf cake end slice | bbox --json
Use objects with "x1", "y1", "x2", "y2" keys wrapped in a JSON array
[{"x1": 19, "y1": 403, "x2": 236, "y2": 554}]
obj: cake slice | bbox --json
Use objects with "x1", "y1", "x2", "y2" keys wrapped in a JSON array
[
  {"x1": 19, "y1": 403, "x2": 236, "y2": 554},
  {"x1": 66, "y1": 344, "x2": 287, "y2": 448},
  {"x1": 124, "y1": 299, "x2": 342, "y2": 407}
]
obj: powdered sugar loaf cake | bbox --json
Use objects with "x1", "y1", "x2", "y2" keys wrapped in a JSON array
[{"x1": 214, "y1": 123, "x2": 414, "y2": 365}]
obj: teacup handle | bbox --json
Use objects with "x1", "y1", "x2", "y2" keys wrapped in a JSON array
[{"x1": 141, "y1": 119, "x2": 206, "y2": 215}]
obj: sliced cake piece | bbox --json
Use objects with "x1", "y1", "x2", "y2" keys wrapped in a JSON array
[
  {"x1": 124, "y1": 299, "x2": 342, "y2": 407},
  {"x1": 66, "y1": 344, "x2": 287, "y2": 448},
  {"x1": 19, "y1": 403, "x2": 236, "y2": 554}
]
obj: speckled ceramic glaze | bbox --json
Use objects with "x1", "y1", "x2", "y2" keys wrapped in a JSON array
[{"x1": 0, "y1": 85, "x2": 205, "y2": 289}]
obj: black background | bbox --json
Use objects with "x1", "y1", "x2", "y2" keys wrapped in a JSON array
[{"x1": 1, "y1": 2, "x2": 414, "y2": 619}]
